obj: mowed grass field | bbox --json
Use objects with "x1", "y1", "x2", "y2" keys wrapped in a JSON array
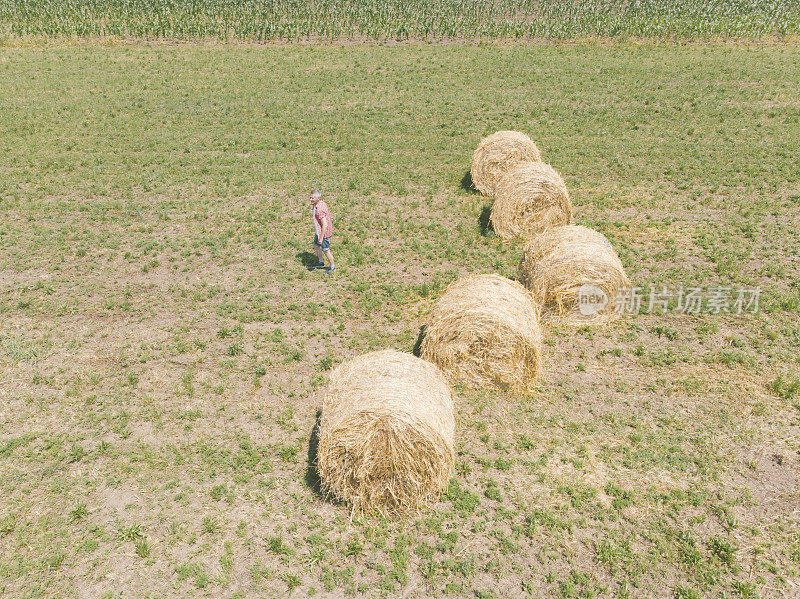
[{"x1": 0, "y1": 43, "x2": 799, "y2": 598}]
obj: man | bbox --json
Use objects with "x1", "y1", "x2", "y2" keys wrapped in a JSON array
[{"x1": 310, "y1": 189, "x2": 335, "y2": 274}]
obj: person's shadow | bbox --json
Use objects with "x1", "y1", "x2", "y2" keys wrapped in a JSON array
[{"x1": 296, "y1": 251, "x2": 319, "y2": 270}]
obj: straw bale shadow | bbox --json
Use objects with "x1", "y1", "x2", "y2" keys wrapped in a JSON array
[
  {"x1": 479, "y1": 205, "x2": 494, "y2": 237},
  {"x1": 460, "y1": 169, "x2": 478, "y2": 193},
  {"x1": 413, "y1": 325, "x2": 427, "y2": 357},
  {"x1": 305, "y1": 410, "x2": 324, "y2": 498}
]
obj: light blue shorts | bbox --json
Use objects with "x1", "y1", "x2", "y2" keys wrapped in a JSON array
[{"x1": 313, "y1": 234, "x2": 331, "y2": 251}]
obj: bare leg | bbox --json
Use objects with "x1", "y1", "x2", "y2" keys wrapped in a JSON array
[
  {"x1": 315, "y1": 245, "x2": 324, "y2": 264},
  {"x1": 323, "y1": 249, "x2": 334, "y2": 268}
]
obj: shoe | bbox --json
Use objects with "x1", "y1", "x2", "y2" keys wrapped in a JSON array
[
  {"x1": 324, "y1": 266, "x2": 336, "y2": 275},
  {"x1": 312, "y1": 262, "x2": 326, "y2": 269}
]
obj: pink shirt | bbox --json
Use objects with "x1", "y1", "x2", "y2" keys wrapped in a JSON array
[{"x1": 313, "y1": 200, "x2": 333, "y2": 239}]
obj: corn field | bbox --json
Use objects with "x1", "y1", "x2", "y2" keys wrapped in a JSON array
[{"x1": 0, "y1": 0, "x2": 798, "y2": 41}]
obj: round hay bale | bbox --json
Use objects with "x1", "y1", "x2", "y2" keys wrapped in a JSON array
[
  {"x1": 470, "y1": 130, "x2": 541, "y2": 195},
  {"x1": 316, "y1": 349, "x2": 455, "y2": 516},
  {"x1": 518, "y1": 225, "x2": 630, "y2": 326},
  {"x1": 490, "y1": 161, "x2": 573, "y2": 241},
  {"x1": 420, "y1": 274, "x2": 543, "y2": 393}
]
